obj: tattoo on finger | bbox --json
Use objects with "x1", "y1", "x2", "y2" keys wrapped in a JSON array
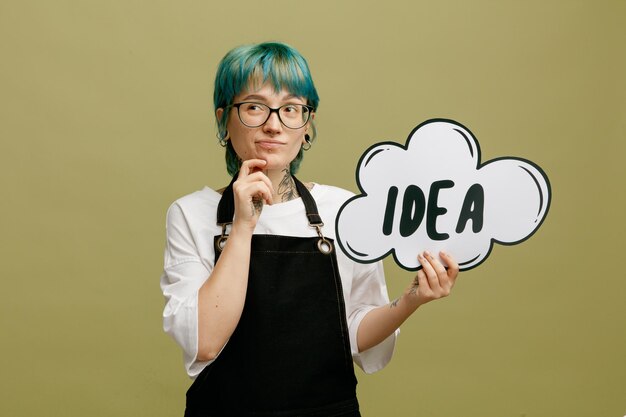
[{"x1": 252, "y1": 197, "x2": 263, "y2": 215}]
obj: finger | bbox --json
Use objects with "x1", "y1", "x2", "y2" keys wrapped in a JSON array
[
  {"x1": 256, "y1": 179, "x2": 274, "y2": 205},
  {"x1": 424, "y1": 250, "x2": 455, "y2": 293},
  {"x1": 241, "y1": 182, "x2": 273, "y2": 206},
  {"x1": 233, "y1": 180, "x2": 273, "y2": 209},
  {"x1": 239, "y1": 159, "x2": 267, "y2": 178},
  {"x1": 415, "y1": 269, "x2": 429, "y2": 292},
  {"x1": 418, "y1": 252, "x2": 441, "y2": 289},
  {"x1": 415, "y1": 268, "x2": 437, "y2": 301},
  {"x1": 440, "y1": 251, "x2": 460, "y2": 282},
  {"x1": 234, "y1": 172, "x2": 274, "y2": 205},
  {"x1": 424, "y1": 250, "x2": 448, "y2": 279},
  {"x1": 239, "y1": 171, "x2": 274, "y2": 201}
]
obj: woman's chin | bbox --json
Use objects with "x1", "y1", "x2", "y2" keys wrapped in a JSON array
[{"x1": 255, "y1": 155, "x2": 293, "y2": 172}]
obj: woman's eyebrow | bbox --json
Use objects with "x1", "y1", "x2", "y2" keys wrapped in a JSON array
[
  {"x1": 240, "y1": 94, "x2": 266, "y2": 101},
  {"x1": 239, "y1": 94, "x2": 305, "y2": 103}
]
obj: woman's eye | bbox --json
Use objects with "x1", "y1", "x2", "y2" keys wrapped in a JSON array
[
  {"x1": 283, "y1": 105, "x2": 300, "y2": 114},
  {"x1": 245, "y1": 103, "x2": 264, "y2": 112}
]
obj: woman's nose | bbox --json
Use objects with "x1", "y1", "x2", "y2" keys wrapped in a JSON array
[{"x1": 262, "y1": 110, "x2": 282, "y2": 133}]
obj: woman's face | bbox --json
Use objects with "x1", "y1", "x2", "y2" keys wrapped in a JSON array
[{"x1": 219, "y1": 82, "x2": 311, "y2": 172}]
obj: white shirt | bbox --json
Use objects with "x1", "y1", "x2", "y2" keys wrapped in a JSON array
[{"x1": 160, "y1": 183, "x2": 397, "y2": 379}]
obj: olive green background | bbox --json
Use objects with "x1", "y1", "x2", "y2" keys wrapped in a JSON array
[{"x1": 1, "y1": 1, "x2": 625, "y2": 416}]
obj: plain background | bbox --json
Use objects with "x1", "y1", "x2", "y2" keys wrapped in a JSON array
[{"x1": 1, "y1": 1, "x2": 625, "y2": 416}]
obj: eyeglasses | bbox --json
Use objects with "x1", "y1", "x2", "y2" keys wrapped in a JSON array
[{"x1": 230, "y1": 102, "x2": 314, "y2": 129}]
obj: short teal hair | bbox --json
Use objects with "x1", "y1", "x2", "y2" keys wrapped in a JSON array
[{"x1": 213, "y1": 42, "x2": 320, "y2": 176}]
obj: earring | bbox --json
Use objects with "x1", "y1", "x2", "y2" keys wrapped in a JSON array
[
  {"x1": 216, "y1": 130, "x2": 229, "y2": 147},
  {"x1": 302, "y1": 134, "x2": 312, "y2": 151}
]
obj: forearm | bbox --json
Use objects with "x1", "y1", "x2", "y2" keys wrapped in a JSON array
[
  {"x1": 197, "y1": 226, "x2": 252, "y2": 361},
  {"x1": 356, "y1": 293, "x2": 419, "y2": 353}
]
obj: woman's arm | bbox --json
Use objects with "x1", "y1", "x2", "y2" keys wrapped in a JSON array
[
  {"x1": 356, "y1": 251, "x2": 459, "y2": 353},
  {"x1": 196, "y1": 159, "x2": 274, "y2": 361}
]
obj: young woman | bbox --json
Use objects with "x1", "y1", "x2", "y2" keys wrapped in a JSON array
[{"x1": 161, "y1": 42, "x2": 459, "y2": 417}]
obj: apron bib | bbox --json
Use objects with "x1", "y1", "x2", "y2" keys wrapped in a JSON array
[{"x1": 184, "y1": 176, "x2": 360, "y2": 417}]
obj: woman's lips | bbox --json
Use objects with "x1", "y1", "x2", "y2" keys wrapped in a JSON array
[{"x1": 255, "y1": 140, "x2": 285, "y2": 150}]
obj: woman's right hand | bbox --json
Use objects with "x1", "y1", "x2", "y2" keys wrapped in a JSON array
[{"x1": 232, "y1": 159, "x2": 274, "y2": 233}]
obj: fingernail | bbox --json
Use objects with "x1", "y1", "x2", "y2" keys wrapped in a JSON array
[{"x1": 425, "y1": 250, "x2": 431, "y2": 258}]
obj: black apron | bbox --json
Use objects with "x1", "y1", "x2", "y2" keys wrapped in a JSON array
[{"x1": 184, "y1": 175, "x2": 360, "y2": 417}]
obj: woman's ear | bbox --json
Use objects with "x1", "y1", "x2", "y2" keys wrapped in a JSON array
[
  {"x1": 216, "y1": 108, "x2": 224, "y2": 121},
  {"x1": 305, "y1": 112, "x2": 314, "y2": 133}
]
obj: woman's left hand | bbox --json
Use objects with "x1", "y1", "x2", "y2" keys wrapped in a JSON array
[
  {"x1": 356, "y1": 250, "x2": 460, "y2": 352},
  {"x1": 404, "y1": 250, "x2": 459, "y2": 309}
]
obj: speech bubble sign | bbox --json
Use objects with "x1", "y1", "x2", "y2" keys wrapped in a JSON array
[{"x1": 335, "y1": 119, "x2": 551, "y2": 271}]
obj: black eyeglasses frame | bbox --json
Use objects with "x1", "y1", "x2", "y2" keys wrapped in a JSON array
[{"x1": 229, "y1": 102, "x2": 315, "y2": 129}]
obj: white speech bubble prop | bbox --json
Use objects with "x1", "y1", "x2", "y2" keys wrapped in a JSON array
[{"x1": 335, "y1": 119, "x2": 551, "y2": 271}]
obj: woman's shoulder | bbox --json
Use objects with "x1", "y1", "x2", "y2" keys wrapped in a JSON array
[
  {"x1": 309, "y1": 184, "x2": 358, "y2": 217},
  {"x1": 168, "y1": 186, "x2": 222, "y2": 217},
  {"x1": 310, "y1": 183, "x2": 356, "y2": 202}
]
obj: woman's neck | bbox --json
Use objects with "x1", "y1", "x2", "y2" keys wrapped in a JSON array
[{"x1": 267, "y1": 168, "x2": 299, "y2": 203}]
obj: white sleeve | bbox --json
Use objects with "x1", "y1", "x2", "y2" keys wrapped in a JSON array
[
  {"x1": 347, "y1": 261, "x2": 398, "y2": 374},
  {"x1": 160, "y1": 202, "x2": 212, "y2": 377}
]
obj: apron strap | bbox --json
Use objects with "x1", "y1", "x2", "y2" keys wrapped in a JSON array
[
  {"x1": 293, "y1": 176, "x2": 323, "y2": 227},
  {"x1": 215, "y1": 171, "x2": 333, "y2": 254},
  {"x1": 216, "y1": 173, "x2": 238, "y2": 226}
]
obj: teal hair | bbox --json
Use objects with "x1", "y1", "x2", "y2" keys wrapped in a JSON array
[{"x1": 213, "y1": 42, "x2": 319, "y2": 176}]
